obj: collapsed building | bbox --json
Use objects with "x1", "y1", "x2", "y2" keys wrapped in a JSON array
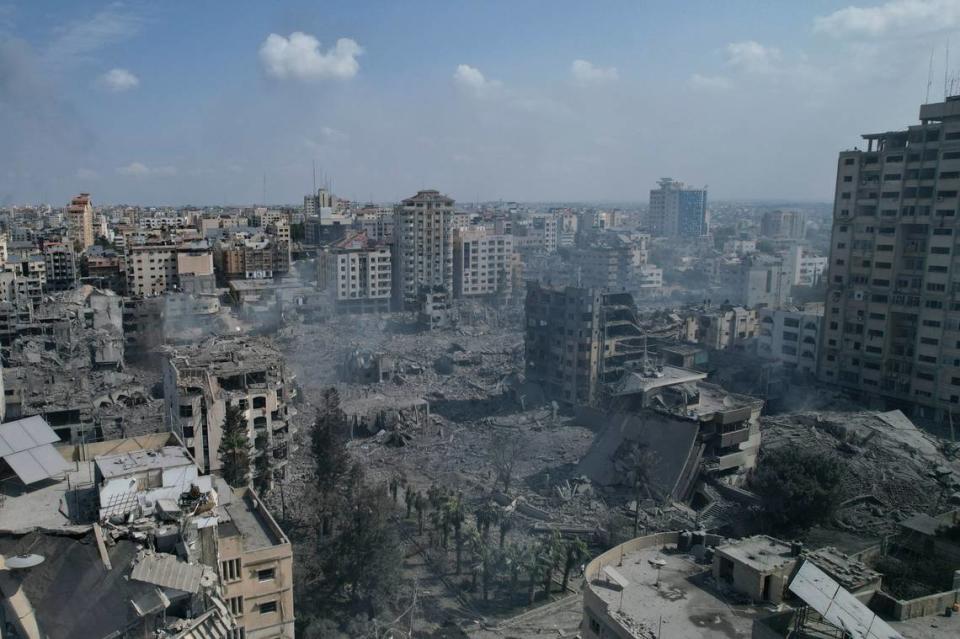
[
  {"x1": 1, "y1": 287, "x2": 161, "y2": 443},
  {"x1": 0, "y1": 419, "x2": 294, "y2": 639},
  {"x1": 162, "y1": 337, "x2": 298, "y2": 488}
]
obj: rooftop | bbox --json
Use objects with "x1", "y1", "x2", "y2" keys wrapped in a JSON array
[
  {"x1": 611, "y1": 365, "x2": 707, "y2": 396},
  {"x1": 0, "y1": 459, "x2": 97, "y2": 534},
  {"x1": 587, "y1": 543, "x2": 762, "y2": 639},
  {"x1": 95, "y1": 446, "x2": 194, "y2": 479},
  {"x1": 220, "y1": 491, "x2": 286, "y2": 552},
  {"x1": 715, "y1": 535, "x2": 796, "y2": 573}
]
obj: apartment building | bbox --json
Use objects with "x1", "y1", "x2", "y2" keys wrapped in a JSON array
[
  {"x1": 66, "y1": 192, "x2": 95, "y2": 249},
  {"x1": 7, "y1": 254, "x2": 46, "y2": 306},
  {"x1": 162, "y1": 337, "x2": 297, "y2": 486},
  {"x1": 525, "y1": 282, "x2": 646, "y2": 406},
  {"x1": 215, "y1": 231, "x2": 291, "y2": 281},
  {"x1": 452, "y1": 226, "x2": 514, "y2": 299},
  {"x1": 820, "y1": 96, "x2": 960, "y2": 422},
  {"x1": 218, "y1": 489, "x2": 296, "y2": 639},
  {"x1": 393, "y1": 190, "x2": 454, "y2": 310},
  {"x1": 758, "y1": 305, "x2": 823, "y2": 376},
  {"x1": 783, "y1": 245, "x2": 828, "y2": 287},
  {"x1": 125, "y1": 242, "x2": 178, "y2": 297},
  {"x1": 41, "y1": 241, "x2": 78, "y2": 291},
  {"x1": 570, "y1": 233, "x2": 650, "y2": 293},
  {"x1": 319, "y1": 231, "x2": 392, "y2": 313},
  {"x1": 177, "y1": 240, "x2": 216, "y2": 294},
  {"x1": 760, "y1": 209, "x2": 806, "y2": 239},
  {"x1": 648, "y1": 178, "x2": 708, "y2": 237},
  {"x1": 683, "y1": 305, "x2": 757, "y2": 350}
]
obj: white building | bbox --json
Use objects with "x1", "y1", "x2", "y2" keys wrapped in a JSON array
[
  {"x1": 758, "y1": 305, "x2": 823, "y2": 375},
  {"x1": 783, "y1": 245, "x2": 827, "y2": 287},
  {"x1": 452, "y1": 227, "x2": 515, "y2": 299},
  {"x1": 320, "y1": 231, "x2": 392, "y2": 314}
]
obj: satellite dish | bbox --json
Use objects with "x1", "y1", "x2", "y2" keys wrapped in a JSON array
[{"x1": 6, "y1": 554, "x2": 45, "y2": 569}]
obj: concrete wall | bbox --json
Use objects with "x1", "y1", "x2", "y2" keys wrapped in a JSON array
[
  {"x1": 58, "y1": 433, "x2": 181, "y2": 462},
  {"x1": 880, "y1": 588, "x2": 960, "y2": 621}
]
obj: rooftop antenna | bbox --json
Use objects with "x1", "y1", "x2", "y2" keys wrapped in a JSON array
[
  {"x1": 926, "y1": 48, "x2": 935, "y2": 103},
  {"x1": 312, "y1": 159, "x2": 317, "y2": 196},
  {"x1": 945, "y1": 39, "x2": 951, "y2": 99}
]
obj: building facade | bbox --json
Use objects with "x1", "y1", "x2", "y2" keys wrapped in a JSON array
[
  {"x1": 452, "y1": 227, "x2": 514, "y2": 299},
  {"x1": 319, "y1": 231, "x2": 393, "y2": 313},
  {"x1": 820, "y1": 96, "x2": 960, "y2": 422},
  {"x1": 760, "y1": 209, "x2": 806, "y2": 239},
  {"x1": 392, "y1": 190, "x2": 454, "y2": 309},
  {"x1": 758, "y1": 306, "x2": 822, "y2": 375},
  {"x1": 648, "y1": 178, "x2": 708, "y2": 237},
  {"x1": 67, "y1": 193, "x2": 95, "y2": 249}
]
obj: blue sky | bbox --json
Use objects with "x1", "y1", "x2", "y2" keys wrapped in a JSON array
[{"x1": 2, "y1": 0, "x2": 959, "y2": 205}]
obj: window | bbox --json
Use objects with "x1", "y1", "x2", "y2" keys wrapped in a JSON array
[
  {"x1": 844, "y1": 158, "x2": 855, "y2": 165},
  {"x1": 221, "y1": 558, "x2": 241, "y2": 582},
  {"x1": 259, "y1": 601, "x2": 278, "y2": 615},
  {"x1": 252, "y1": 396, "x2": 267, "y2": 409},
  {"x1": 229, "y1": 596, "x2": 244, "y2": 616},
  {"x1": 257, "y1": 568, "x2": 276, "y2": 581}
]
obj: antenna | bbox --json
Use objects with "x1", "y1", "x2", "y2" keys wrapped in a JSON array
[
  {"x1": 312, "y1": 160, "x2": 316, "y2": 195},
  {"x1": 945, "y1": 39, "x2": 951, "y2": 99},
  {"x1": 926, "y1": 48, "x2": 935, "y2": 103},
  {"x1": 262, "y1": 172, "x2": 266, "y2": 206}
]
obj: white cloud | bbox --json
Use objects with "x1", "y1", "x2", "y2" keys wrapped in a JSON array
[
  {"x1": 259, "y1": 32, "x2": 362, "y2": 81},
  {"x1": 98, "y1": 68, "x2": 139, "y2": 92},
  {"x1": 453, "y1": 64, "x2": 501, "y2": 96},
  {"x1": 726, "y1": 40, "x2": 782, "y2": 73},
  {"x1": 570, "y1": 59, "x2": 619, "y2": 84},
  {"x1": 44, "y1": 7, "x2": 141, "y2": 65},
  {"x1": 688, "y1": 73, "x2": 733, "y2": 91},
  {"x1": 117, "y1": 162, "x2": 176, "y2": 177},
  {"x1": 815, "y1": 0, "x2": 960, "y2": 38}
]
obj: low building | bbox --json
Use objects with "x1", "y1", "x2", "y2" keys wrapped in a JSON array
[
  {"x1": 318, "y1": 231, "x2": 392, "y2": 314},
  {"x1": 714, "y1": 535, "x2": 800, "y2": 604},
  {"x1": 683, "y1": 305, "x2": 757, "y2": 351}
]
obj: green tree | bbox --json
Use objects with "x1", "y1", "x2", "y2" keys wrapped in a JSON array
[
  {"x1": 561, "y1": 538, "x2": 589, "y2": 593},
  {"x1": 446, "y1": 494, "x2": 467, "y2": 574},
  {"x1": 538, "y1": 532, "x2": 563, "y2": 599},
  {"x1": 310, "y1": 388, "x2": 351, "y2": 538},
  {"x1": 498, "y1": 512, "x2": 514, "y2": 548},
  {"x1": 751, "y1": 447, "x2": 846, "y2": 532},
  {"x1": 490, "y1": 433, "x2": 523, "y2": 494},
  {"x1": 219, "y1": 404, "x2": 251, "y2": 488}
]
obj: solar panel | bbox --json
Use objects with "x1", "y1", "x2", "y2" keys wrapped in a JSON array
[
  {"x1": 0, "y1": 416, "x2": 69, "y2": 484},
  {"x1": 789, "y1": 560, "x2": 902, "y2": 639}
]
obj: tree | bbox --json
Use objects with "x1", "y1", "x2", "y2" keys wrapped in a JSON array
[
  {"x1": 490, "y1": 433, "x2": 523, "y2": 494},
  {"x1": 504, "y1": 543, "x2": 528, "y2": 600},
  {"x1": 751, "y1": 447, "x2": 846, "y2": 532},
  {"x1": 324, "y1": 484, "x2": 403, "y2": 619},
  {"x1": 474, "y1": 501, "x2": 499, "y2": 543},
  {"x1": 415, "y1": 492, "x2": 427, "y2": 535},
  {"x1": 310, "y1": 388, "x2": 352, "y2": 538},
  {"x1": 538, "y1": 532, "x2": 562, "y2": 599},
  {"x1": 219, "y1": 404, "x2": 251, "y2": 488},
  {"x1": 253, "y1": 432, "x2": 273, "y2": 494},
  {"x1": 498, "y1": 512, "x2": 514, "y2": 548},
  {"x1": 446, "y1": 494, "x2": 467, "y2": 574},
  {"x1": 560, "y1": 538, "x2": 589, "y2": 593}
]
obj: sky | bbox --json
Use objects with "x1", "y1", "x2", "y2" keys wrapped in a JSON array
[{"x1": 2, "y1": 0, "x2": 960, "y2": 206}]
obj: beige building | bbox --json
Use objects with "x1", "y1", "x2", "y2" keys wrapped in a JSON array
[
  {"x1": 162, "y1": 337, "x2": 297, "y2": 487},
  {"x1": 215, "y1": 232, "x2": 291, "y2": 281},
  {"x1": 820, "y1": 96, "x2": 960, "y2": 422},
  {"x1": 67, "y1": 192, "x2": 95, "y2": 249},
  {"x1": 219, "y1": 488, "x2": 296, "y2": 639},
  {"x1": 319, "y1": 231, "x2": 392, "y2": 314},
  {"x1": 126, "y1": 242, "x2": 178, "y2": 297},
  {"x1": 452, "y1": 226, "x2": 514, "y2": 299},
  {"x1": 683, "y1": 305, "x2": 757, "y2": 350},
  {"x1": 393, "y1": 190, "x2": 455, "y2": 309}
]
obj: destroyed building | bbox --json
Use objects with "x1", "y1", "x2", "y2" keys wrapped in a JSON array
[
  {"x1": 524, "y1": 282, "x2": 650, "y2": 406},
  {"x1": 0, "y1": 423, "x2": 295, "y2": 639},
  {"x1": 162, "y1": 337, "x2": 297, "y2": 487}
]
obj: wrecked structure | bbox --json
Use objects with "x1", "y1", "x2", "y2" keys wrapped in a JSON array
[
  {"x1": 162, "y1": 337, "x2": 297, "y2": 487},
  {"x1": 0, "y1": 429, "x2": 294, "y2": 639}
]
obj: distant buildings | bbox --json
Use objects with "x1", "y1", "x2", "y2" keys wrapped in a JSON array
[
  {"x1": 761, "y1": 209, "x2": 806, "y2": 239},
  {"x1": 683, "y1": 305, "x2": 757, "y2": 350},
  {"x1": 392, "y1": 189, "x2": 455, "y2": 310},
  {"x1": 648, "y1": 177, "x2": 708, "y2": 237},
  {"x1": 66, "y1": 192, "x2": 95, "y2": 250},
  {"x1": 820, "y1": 96, "x2": 960, "y2": 422}
]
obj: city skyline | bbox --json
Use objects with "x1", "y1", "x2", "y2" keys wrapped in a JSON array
[{"x1": 3, "y1": 0, "x2": 960, "y2": 206}]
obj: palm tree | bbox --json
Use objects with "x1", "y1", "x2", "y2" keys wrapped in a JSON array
[
  {"x1": 447, "y1": 494, "x2": 467, "y2": 573},
  {"x1": 475, "y1": 501, "x2": 499, "y2": 542},
  {"x1": 561, "y1": 537, "x2": 589, "y2": 593},
  {"x1": 499, "y1": 512, "x2": 514, "y2": 548},
  {"x1": 525, "y1": 548, "x2": 542, "y2": 605},
  {"x1": 504, "y1": 543, "x2": 528, "y2": 601},
  {"x1": 415, "y1": 493, "x2": 426, "y2": 535}
]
